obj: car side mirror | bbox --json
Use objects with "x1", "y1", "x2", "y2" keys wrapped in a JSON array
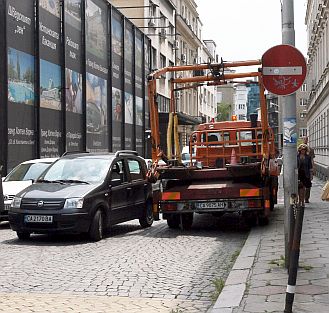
[{"x1": 110, "y1": 178, "x2": 121, "y2": 187}]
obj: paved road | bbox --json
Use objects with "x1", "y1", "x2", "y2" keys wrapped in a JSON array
[{"x1": 0, "y1": 214, "x2": 248, "y2": 312}]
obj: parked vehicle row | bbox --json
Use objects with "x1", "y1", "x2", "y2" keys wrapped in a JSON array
[{"x1": 2, "y1": 151, "x2": 154, "y2": 241}]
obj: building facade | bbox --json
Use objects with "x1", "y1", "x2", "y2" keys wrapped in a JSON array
[
  {"x1": 234, "y1": 84, "x2": 248, "y2": 120},
  {"x1": 1, "y1": 0, "x2": 152, "y2": 173},
  {"x1": 246, "y1": 82, "x2": 260, "y2": 120},
  {"x1": 305, "y1": 0, "x2": 329, "y2": 179}
]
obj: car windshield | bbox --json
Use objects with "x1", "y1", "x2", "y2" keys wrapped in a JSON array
[
  {"x1": 41, "y1": 158, "x2": 112, "y2": 183},
  {"x1": 4, "y1": 162, "x2": 52, "y2": 182}
]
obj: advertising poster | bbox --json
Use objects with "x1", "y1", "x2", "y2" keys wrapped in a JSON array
[
  {"x1": 135, "y1": 30, "x2": 143, "y2": 155},
  {"x1": 284, "y1": 117, "x2": 297, "y2": 145},
  {"x1": 65, "y1": 0, "x2": 83, "y2": 151},
  {"x1": 39, "y1": 0, "x2": 63, "y2": 158},
  {"x1": 85, "y1": 0, "x2": 108, "y2": 152},
  {"x1": 144, "y1": 38, "x2": 151, "y2": 131},
  {"x1": 6, "y1": 0, "x2": 35, "y2": 170},
  {"x1": 124, "y1": 22, "x2": 134, "y2": 150},
  {"x1": 144, "y1": 38, "x2": 151, "y2": 157},
  {"x1": 111, "y1": 10, "x2": 123, "y2": 151}
]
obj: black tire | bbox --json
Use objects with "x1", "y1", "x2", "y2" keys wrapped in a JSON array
[
  {"x1": 139, "y1": 200, "x2": 154, "y2": 228},
  {"x1": 180, "y1": 213, "x2": 194, "y2": 230},
  {"x1": 17, "y1": 231, "x2": 30, "y2": 240},
  {"x1": 89, "y1": 209, "x2": 103, "y2": 242},
  {"x1": 167, "y1": 214, "x2": 180, "y2": 229},
  {"x1": 258, "y1": 215, "x2": 269, "y2": 226}
]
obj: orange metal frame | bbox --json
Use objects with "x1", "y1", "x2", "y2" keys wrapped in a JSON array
[{"x1": 147, "y1": 60, "x2": 271, "y2": 162}]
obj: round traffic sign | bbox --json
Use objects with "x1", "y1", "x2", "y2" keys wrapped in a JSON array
[{"x1": 262, "y1": 44, "x2": 307, "y2": 96}]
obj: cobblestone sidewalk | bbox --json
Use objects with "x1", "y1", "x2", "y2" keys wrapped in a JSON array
[{"x1": 211, "y1": 177, "x2": 329, "y2": 313}]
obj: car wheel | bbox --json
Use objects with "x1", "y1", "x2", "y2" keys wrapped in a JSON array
[
  {"x1": 16, "y1": 231, "x2": 30, "y2": 240},
  {"x1": 89, "y1": 209, "x2": 103, "y2": 242},
  {"x1": 180, "y1": 213, "x2": 193, "y2": 230},
  {"x1": 139, "y1": 200, "x2": 154, "y2": 228},
  {"x1": 167, "y1": 214, "x2": 180, "y2": 229}
]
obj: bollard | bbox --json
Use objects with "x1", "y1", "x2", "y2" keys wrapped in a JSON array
[{"x1": 284, "y1": 203, "x2": 305, "y2": 313}]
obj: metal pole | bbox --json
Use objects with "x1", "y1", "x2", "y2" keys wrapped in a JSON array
[
  {"x1": 281, "y1": 0, "x2": 298, "y2": 268},
  {"x1": 284, "y1": 204, "x2": 305, "y2": 312}
]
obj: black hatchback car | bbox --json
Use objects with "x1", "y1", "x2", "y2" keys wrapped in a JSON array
[{"x1": 8, "y1": 151, "x2": 154, "y2": 241}]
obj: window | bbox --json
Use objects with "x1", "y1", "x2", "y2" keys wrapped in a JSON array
[
  {"x1": 301, "y1": 83, "x2": 307, "y2": 92},
  {"x1": 128, "y1": 159, "x2": 143, "y2": 180},
  {"x1": 152, "y1": 47, "x2": 157, "y2": 70},
  {"x1": 299, "y1": 128, "x2": 307, "y2": 138},
  {"x1": 160, "y1": 53, "x2": 166, "y2": 69},
  {"x1": 300, "y1": 112, "x2": 307, "y2": 119},
  {"x1": 239, "y1": 131, "x2": 253, "y2": 146},
  {"x1": 111, "y1": 160, "x2": 126, "y2": 184},
  {"x1": 300, "y1": 98, "x2": 307, "y2": 106}
]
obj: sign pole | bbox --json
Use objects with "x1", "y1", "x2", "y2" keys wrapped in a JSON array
[{"x1": 281, "y1": 0, "x2": 298, "y2": 269}]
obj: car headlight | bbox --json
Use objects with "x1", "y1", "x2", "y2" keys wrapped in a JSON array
[
  {"x1": 11, "y1": 197, "x2": 22, "y2": 209},
  {"x1": 64, "y1": 198, "x2": 84, "y2": 209}
]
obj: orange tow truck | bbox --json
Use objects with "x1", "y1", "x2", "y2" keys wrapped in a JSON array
[{"x1": 147, "y1": 60, "x2": 280, "y2": 229}]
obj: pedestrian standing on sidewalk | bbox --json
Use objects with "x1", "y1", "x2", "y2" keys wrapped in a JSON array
[
  {"x1": 297, "y1": 144, "x2": 313, "y2": 207},
  {"x1": 303, "y1": 136, "x2": 315, "y2": 203}
]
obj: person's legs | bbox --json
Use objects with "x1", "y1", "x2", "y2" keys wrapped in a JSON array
[
  {"x1": 305, "y1": 187, "x2": 311, "y2": 203},
  {"x1": 299, "y1": 186, "x2": 306, "y2": 207}
]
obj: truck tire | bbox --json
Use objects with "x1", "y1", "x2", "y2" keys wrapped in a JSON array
[
  {"x1": 167, "y1": 214, "x2": 180, "y2": 229},
  {"x1": 180, "y1": 213, "x2": 193, "y2": 230},
  {"x1": 258, "y1": 215, "x2": 269, "y2": 226},
  {"x1": 89, "y1": 209, "x2": 104, "y2": 242},
  {"x1": 139, "y1": 200, "x2": 154, "y2": 228},
  {"x1": 17, "y1": 231, "x2": 30, "y2": 240},
  {"x1": 244, "y1": 214, "x2": 257, "y2": 227}
]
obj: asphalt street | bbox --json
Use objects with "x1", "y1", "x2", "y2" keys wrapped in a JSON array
[{"x1": 0, "y1": 213, "x2": 248, "y2": 312}]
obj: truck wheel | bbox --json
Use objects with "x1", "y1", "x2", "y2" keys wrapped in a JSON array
[
  {"x1": 139, "y1": 200, "x2": 154, "y2": 228},
  {"x1": 180, "y1": 213, "x2": 193, "y2": 230},
  {"x1": 167, "y1": 214, "x2": 180, "y2": 229},
  {"x1": 17, "y1": 231, "x2": 30, "y2": 240},
  {"x1": 89, "y1": 209, "x2": 103, "y2": 242},
  {"x1": 258, "y1": 215, "x2": 269, "y2": 226},
  {"x1": 245, "y1": 214, "x2": 257, "y2": 227}
]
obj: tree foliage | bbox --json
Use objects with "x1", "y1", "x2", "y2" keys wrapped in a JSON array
[{"x1": 216, "y1": 102, "x2": 232, "y2": 122}]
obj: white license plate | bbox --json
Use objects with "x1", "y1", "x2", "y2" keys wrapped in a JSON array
[
  {"x1": 195, "y1": 202, "x2": 226, "y2": 209},
  {"x1": 24, "y1": 215, "x2": 53, "y2": 223}
]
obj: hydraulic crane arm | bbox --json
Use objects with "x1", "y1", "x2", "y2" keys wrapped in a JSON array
[{"x1": 147, "y1": 59, "x2": 272, "y2": 165}]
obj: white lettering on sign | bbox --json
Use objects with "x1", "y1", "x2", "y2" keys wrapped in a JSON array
[{"x1": 262, "y1": 66, "x2": 303, "y2": 76}]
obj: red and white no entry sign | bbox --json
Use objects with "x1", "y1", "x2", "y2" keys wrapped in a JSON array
[{"x1": 262, "y1": 44, "x2": 307, "y2": 96}]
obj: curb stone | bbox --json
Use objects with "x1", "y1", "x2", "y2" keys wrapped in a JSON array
[{"x1": 209, "y1": 228, "x2": 262, "y2": 313}]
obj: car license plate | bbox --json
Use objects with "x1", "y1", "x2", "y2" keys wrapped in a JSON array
[
  {"x1": 195, "y1": 202, "x2": 226, "y2": 209},
  {"x1": 24, "y1": 215, "x2": 53, "y2": 223}
]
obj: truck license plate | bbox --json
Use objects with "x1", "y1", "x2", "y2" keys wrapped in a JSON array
[
  {"x1": 24, "y1": 215, "x2": 53, "y2": 223},
  {"x1": 4, "y1": 203, "x2": 11, "y2": 211},
  {"x1": 195, "y1": 202, "x2": 225, "y2": 209}
]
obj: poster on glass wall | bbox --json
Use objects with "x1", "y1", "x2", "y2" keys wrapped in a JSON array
[
  {"x1": 111, "y1": 10, "x2": 123, "y2": 152},
  {"x1": 6, "y1": 0, "x2": 35, "y2": 170},
  {"x1": 124, "y1": 22, "x2": 134, "y2": 150},
  {"x1": 65, "y1": 0, "x2": 83, "y2": 151},
  {"x1": 135, "y1": 30, "x2": 143, "y2": 155},
  {"x1": 85, "y1": 0, "x2": 108, "y2": 152},
  {"x1": 39, "y1": 0, "x2": 62, "y2": 158}
]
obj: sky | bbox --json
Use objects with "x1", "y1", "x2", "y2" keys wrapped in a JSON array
[{"x1": 196, "y1": 0, "x2": 308, "y2": 64}]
